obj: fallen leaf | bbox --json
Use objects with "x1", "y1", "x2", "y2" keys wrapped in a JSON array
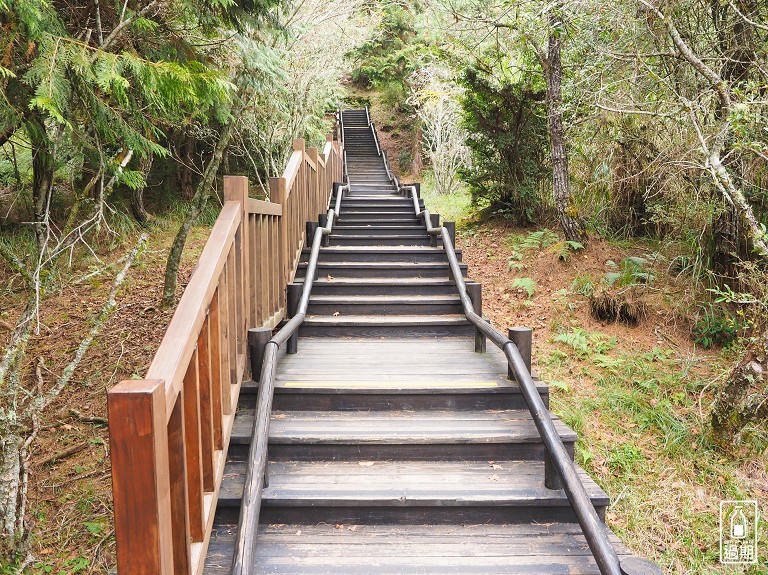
[
  {"x1": 335, "y1": 524, "x2": 344, "y2": 530},
  {"x1": 332, "y1": 311, "x2": 340, "y2": 316},
  {"x1": 489, "y1": 474, "x2": 500, "y2": 481},
  {"x1": 348, "y1": 525, "x2": 358, "y2": 531},
  {"x1": 295, "y1": 529, "x2": 302, "y2": 535},
  {"x1": 326, "y1": 274, "x2": 334, "y2": 281}
]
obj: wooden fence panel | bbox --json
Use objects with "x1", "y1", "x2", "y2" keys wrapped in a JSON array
[{"x1": 108, "y1": 131, "x2": 342, "y2": 575}]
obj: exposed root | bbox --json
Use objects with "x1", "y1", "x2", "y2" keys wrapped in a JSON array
[{"x1": 590, "y1": 287, "x2": 647, "y2": 326}]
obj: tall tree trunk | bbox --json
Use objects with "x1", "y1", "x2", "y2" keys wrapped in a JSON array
[
  {"x1": 162, "y1": 121, "x2": 236, "y2": 307},
  {"x1": 131, "y1": 152, "x2": 153, "y2": 224},
  {"x1": 711, "y1": 5, "x2": 755, "y2": 283},
  {"x1": 411, "y1": 124, "x2": 423, "y2": 177},
  {"x1": 28, "y1": 119, "x2": 54, "y2": 255},
  {"x1": 542, "y1": 13, "x2": 586, "y2": 243},
  {"x1": 711, "y1": 333, "x2": 768, "y2": 450},
  {"x1": 177, "y1": 135, "x2": 196, "y2": 200}
]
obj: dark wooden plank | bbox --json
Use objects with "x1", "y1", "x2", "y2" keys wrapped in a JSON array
[{"x1": 204, "y1": 523, "x2": 634, "y2": 575}]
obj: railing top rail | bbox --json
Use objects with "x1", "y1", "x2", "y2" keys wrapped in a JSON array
[
  {"x1": 283, "y1": 150, "x2": 304, "y2": 190},
  {"x1": 145, "y1": 202, "x2": 241, "y2": 418},
  {"x1": 248, "y1": 198, "x2": 282, "y2": 216},
  {"x1": 402, "y1": 184, "x2": 624, "y2": 575}
]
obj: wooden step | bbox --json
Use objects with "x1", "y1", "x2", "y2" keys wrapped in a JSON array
[
  {"x1": 336, "y1": 210, "x2": 424, "y2": 219},
  {"x1": 297, "y1": 278, "x2": 465, "y2": 296},
  {"x1": 334, "y1": 218, "x2": 421, "y2": 226},
  {"x1": 299, "y1": 314, "x2": 474, "y2": 337},
  {"x1": 216, "y1": 460, "x2": 609, "y2": 524},
  {"x1": 239, "y1": 337, "x2": 547, "y2": 411},
  {"x1": 228, "y1": 409, "x2": 575, "y2": 461},
  {"x1": 332, "y1": 226, "x2": 429, "y2": 237},
  {"x1": 204, "y1": 522, "x2": 632, "y2": 575},
  {"x1": 296, "y1": 262, "x2": 466, "y2": 280},
  {"x1": 240, "y1": 379, "x2": 548, "y2": 412},
  {"x1": 330, "y1": 235, "x2": 437, "y2": 247},
  {"x1": 304, "y1": 295, "x2": 464, "y2": 314},
  {"x1": 304, "y1": 246, "x2": 462, "y2": 263}
]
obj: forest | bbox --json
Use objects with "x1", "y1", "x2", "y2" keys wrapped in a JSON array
[{"x1": 1, "y1": 0, "x2": 767, "y2": 573}]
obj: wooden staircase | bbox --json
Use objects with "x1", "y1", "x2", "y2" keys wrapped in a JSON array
[{"x1": 202, "y1": 110, "x2": 656, "y2": 574}]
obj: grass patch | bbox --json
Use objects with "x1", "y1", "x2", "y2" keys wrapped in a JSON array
[
  {"x1": 418, "y1": 170, "x2": 473, "y2": 225},
  {"x1": 545, "y1": 329, "x2": 767, "y2": 574}
]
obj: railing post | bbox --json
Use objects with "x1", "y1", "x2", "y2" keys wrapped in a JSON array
[
  {"x1": 270, "y1": 176, "x2": 288, "y2": 310},
  {"x1": 467, "y1": 283, "x2": 485, "y2": 353},
  {"x1": 248, "y1": 328, "x2": 272, "y2": 379},
  {"x1": 308, "y1": 146, "x2": 320, "y2": 217},
  {"x1": 429, "y1": 213, "x2": 439, "y2": 247},
  {"x1": 506, "y1": 327, "x2": 559, "y2": 488},
  {"x1": 445, "y1": 221, "x2": 456, "y2": 248},
  {"x1": 318, "y1": 213, "x2": 330, "y2": 247},
  {"x1": 286, "y1": 283, "x2": 302, "y2": 354},
  {"x1": 224, "y1": 176, "x2": 250, "y2": 356},
  {"x1": 306, "y1": 220, "x2": 319, "y2": 246},
  {"x1": 508, "y1": 327, "x2": 532, "y2": 379},
  {"x1": 108, "y1": 379, "x2": 174, "y2": 574}
]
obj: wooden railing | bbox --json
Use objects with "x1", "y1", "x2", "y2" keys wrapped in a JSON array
[{"x1": 108, "y1": 132, "x2": 343, "y2": 575}]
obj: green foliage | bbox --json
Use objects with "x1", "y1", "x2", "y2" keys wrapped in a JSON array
[
  {"x1": 349, "y1": 2, "x2": 423, "y2": 91},
  {"x1": 513, "y1": 229, "x2": 560, "y2": 251},
  {"x1": 511, "y1": 277, "x2": 536, "y2": 297},
  {"x1": 458, "y1": 67, "x2": 548, "y2": 223},
  {"x1": 602, "y1": 257, "x2": 654, "y2": 288},
  {"x1": 692, "y1": 306, "x2": 743, "y2": 349},
  {"x1": 570, "y1": 273, "x2": 595, "y2": 297},
  {"x1": 553, "y1": 328, "x2": 617, "y2": 357},
  {"x1": 508, "y1": 229, "x2": 584, "y2": 261}
]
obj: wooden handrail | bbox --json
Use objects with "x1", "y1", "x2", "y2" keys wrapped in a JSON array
[
  {"x1": 108, "y1": 128, "x2": 344, "y2": 575},
  {"x1": 403, "y1": 184, "x2": 624, "y2": 575},
  {"x1": 231, "y1": 184, "x2": 347, "y2": 575}
]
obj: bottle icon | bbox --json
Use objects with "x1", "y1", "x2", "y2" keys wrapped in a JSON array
[{"x1": 730, "y1": 506, "x2": 748, "y2": 539}]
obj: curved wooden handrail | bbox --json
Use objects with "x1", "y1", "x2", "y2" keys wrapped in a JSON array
[
  {"x1": 404, "y1": 185, "x2": 624, "y2": 575},
  {"x1": 231, "y1": 185, "x2": 348, "y2": 575}
]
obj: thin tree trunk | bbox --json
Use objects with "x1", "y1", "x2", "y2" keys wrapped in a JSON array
[
  {"x1": 542, "y1": 13, "x2": 586, "y2": 243},
  {"x1": 411, "y1": 124, "x2": 423, "y2": 177},
  {"x1": 131, "y1": 152, "x2": 153, "y2": 224},
  {"x1": 638, "y1": 0, "x2": 768, "y2": 258},
  {"x1": 28, "y1": 119, "x2": 54, "y2": 255},
  {"x1": 177, "y1": 135, "x2": 196, "y2": 200},
  {"x1": 162, "y1": 121, "x2": 236, "y2": 307}
]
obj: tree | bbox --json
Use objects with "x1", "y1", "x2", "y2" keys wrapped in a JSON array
[{"x1": 410, "y1": 64, "x2": 470, "y2": 194}]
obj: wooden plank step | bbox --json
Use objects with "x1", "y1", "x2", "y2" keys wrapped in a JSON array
[
  {"x1": 299, "y1": 314, "x2": 474, "y2": 337},
  {"x1": 298, "y1": 278, "x2": 466, "y2": 296},
  {"x1": 204, "y1": 523, "x2": 633, "y2": 575},
  {"x1": 304, "y1": 246, "x2": 462, "y2": 262},
  {"x1": 240, "y1": 377, "x2": 546, "y2": 411},
  {"x1": 305, "y1": 295, "x2": 464, "y2": 315},
  {"x1": 227, "y1": 409, "x2": 574, "y2": 461},
  {"x1": 331, "y1": 236, "x2": 437, "y2": 247},
  {"x1": 332, "y1": 226, "x2": 427, "y2": 236},
  {"x1": 334, "y1": 218, "x2": 422, "y2": 226},
  {"x1": 216, "y1": 460, "x2": 609, "y2": 524},
  {"x1": 296, "y1": 262, "x2": 467, "y2": 280}
]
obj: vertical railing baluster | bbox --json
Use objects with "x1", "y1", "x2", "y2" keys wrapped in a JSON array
[
  {"x1": 197, "y1": 323, "x2": 216, "y2": 491},
  {"x1": 182, "y1": 352, "x2": 205, "y2": 541},
  {"x1": 167, "y1": 397, "x2": 191, "y2": 574}
]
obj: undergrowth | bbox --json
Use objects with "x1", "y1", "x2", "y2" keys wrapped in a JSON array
[{"x1": 543, "y1": 326, "x2": 767, "y2": 574}]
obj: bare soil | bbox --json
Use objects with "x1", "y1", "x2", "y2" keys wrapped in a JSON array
[{"x1": 0, "y1": 223, "x2": 211, "y2": 573}]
